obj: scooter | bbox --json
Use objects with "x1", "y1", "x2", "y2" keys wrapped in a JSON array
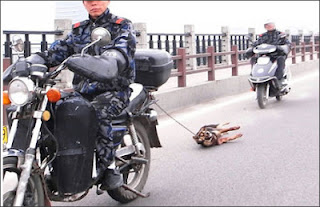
[{"x1": 247, "y1": 42, "x2": 291, "y2": 109}]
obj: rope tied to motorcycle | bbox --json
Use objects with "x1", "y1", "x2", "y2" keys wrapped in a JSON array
[
  {"x1": 155, "y1": 102, "x2": 196, "y2": 136},
  {"x1": 155, "y1": 102, "x2": 243, "y2": 147}
]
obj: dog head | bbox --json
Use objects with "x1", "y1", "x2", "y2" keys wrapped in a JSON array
[{"x1": 193, "y1": 126, "x2": 218, "y2": 147}]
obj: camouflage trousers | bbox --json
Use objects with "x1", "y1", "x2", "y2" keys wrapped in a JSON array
[{"x1": 89, "y1": 88, "x2": 131, "y2": 171}]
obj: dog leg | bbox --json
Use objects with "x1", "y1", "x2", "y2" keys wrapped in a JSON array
[{"x1": 217, "y1": 133, "x2": 243, "y2": 145}]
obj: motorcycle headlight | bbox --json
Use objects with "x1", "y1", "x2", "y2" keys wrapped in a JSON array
[{"x1": 8, "y1": 77, "x2": 35, "y2": 106}]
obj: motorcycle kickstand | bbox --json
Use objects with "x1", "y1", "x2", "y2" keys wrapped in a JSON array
[
  {"x1": 96, "y1": 185, "x2": 104, "y2": 195},
  {"x1": 122, "y1": 184, "x2": 150, "y2": 198}
]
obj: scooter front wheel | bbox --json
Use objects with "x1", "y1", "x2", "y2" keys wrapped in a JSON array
[{"x1": 257, "y1": 83, "x2": 268, "y2": 109}]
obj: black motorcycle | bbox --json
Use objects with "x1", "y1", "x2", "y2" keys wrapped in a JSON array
[
  {"x1": 2, "y1": 27, "x2": 173, "y2": 206},
  {"x1": 246, "y1": 34, "x2": 291, "y2": 109}
]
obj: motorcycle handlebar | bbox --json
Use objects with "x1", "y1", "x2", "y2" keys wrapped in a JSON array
[{"x1": 48, "y1": 57, "x2": 70, "y2": 79}]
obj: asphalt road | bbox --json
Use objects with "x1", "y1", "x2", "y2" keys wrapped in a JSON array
[{"x1": 53, "y1": 68, "x2": 319, "y2": 206}]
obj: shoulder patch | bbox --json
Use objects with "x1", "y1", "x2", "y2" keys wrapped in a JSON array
[
  {"x1": 73, "y1": 22, "x2": 81, "y2": 29},
  {"x1": 115, "y1": 18, "x2": 125, "y2": 24},
  {"x1": 72, "y1": 20, "x2": 89, "y2": 29}
]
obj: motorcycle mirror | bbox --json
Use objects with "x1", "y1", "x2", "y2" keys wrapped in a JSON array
[
  {"x1": 81, "y1": 27, "x2": 112, "y2": 56},
  {"x1": 91, "y1": 27, "x2": 111, "y2": 46},
  {"x1": 11, "y1": 35, "x2": 24, "y2": 52}
]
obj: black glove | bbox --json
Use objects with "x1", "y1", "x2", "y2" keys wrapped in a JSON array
[
  {"x1": 66, "y1": 54, "x2": 119, "y2": 83},
  {"x1": 101, "y1": 49, "x2": 127, "y2": 74},
  {"x1": 25, "y1": 54, "x2": 46, "y2": 65},
  {"x1": 245, "y1": 47, "x2": 254, "y2": 58},
  {"x1": 3, "y1": 54, "x2": 46, "y2": 84}
]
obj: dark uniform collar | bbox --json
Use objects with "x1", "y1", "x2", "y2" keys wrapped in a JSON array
[
  {"x1": 88, "y1": 8, "x2": 111, "y2": 25},
  {"x1": 267, "y1": 29, "x2": 277, "y2": 34}
]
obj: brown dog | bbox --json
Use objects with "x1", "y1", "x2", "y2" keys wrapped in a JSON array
[{"x1": 193, "y1": 122, "x2": 243, "y2": 147}]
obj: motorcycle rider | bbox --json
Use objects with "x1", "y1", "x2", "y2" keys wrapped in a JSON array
[
  {"x1": 4, "y1": 0, "x2": 136, "y2": 190},
  {"x1": 246, "y1": 19, "x2": 291, "y2": 87}
]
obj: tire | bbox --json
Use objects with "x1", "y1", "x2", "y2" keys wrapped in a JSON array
[
  {"x1": 3, "y1": 156, "x2": 45, "y2": 206},
  {"x1": 107, "y1": 121, "x2": 151, "y2": 203},
  {"x1": 257, "y1": 83, "x2": 268, "y2": 109}
]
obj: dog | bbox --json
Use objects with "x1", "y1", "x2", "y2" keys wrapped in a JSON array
[{"x1": 193, "y1": 122, "x2": 243, "y2": 147}]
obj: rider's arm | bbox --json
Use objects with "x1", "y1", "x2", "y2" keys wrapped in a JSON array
[
  {"x1": 252, "y1": 34, "x2": 265, "y2": 47},
  {"x1": 277, "y1": 33, "x2": 292, "y2": 55},
  {"x1": 35, "y1": 32, "x2": 76, "y2": 68},
  {"x1": 100, "y1": 19, "x2": 136, "y2": 76}
]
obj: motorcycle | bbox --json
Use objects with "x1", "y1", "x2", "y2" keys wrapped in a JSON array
[
  {"x1": 2, "y1": 27, "x2": 173, "y2": 206},
  {"x1": 246, "y1": 35, "x2": 291, "y2": 109}
]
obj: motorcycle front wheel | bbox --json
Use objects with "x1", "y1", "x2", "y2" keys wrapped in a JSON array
[
  {"x1": 107, "y1": 120, "x2": 151, "y2": 203},
  {"x1": 257, "y1": 83, "x2": 268, "y2": 109},
  {"x1": 2, "y1": 156, "x2": 45, "y2": 206}
]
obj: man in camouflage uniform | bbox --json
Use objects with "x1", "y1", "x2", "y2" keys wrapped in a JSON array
[
  {"x1": 247, "y1": 19, "x2": 291, "y2": 86},
  {"x1": 22, "y1": 0, "x2": 136, "y2": 190}
]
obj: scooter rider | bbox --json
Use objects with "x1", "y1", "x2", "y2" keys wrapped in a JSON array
[
  {"x1": 246, "y1": 19, "x2": 291, "y2": 87},
  {"x1": 4, "y1": 0, "x2": 136, "y2": 191}
]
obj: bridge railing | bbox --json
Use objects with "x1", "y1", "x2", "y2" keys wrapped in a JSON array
[
  {"x1": 3, "y1": 30, "x2": 63, "y2": 62},
  {"x1": 170, "y1": 42, "x2": 319, "y2": 87},
  {"x1": 2, "y1": 30, "x2": 319, "y2": 89}
]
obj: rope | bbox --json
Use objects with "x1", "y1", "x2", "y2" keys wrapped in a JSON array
[{"x1": 155, "y1": 102, "x2": 196, "y2": 136}]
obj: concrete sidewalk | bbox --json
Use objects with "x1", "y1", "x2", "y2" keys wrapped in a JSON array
[{"x1": 153, "y1": 58, "x2": 319, "y2": 115}]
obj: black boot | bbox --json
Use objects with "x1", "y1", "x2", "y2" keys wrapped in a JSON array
[{"x1": 100, "y1": 167, "x2": 123, "y2": 190}]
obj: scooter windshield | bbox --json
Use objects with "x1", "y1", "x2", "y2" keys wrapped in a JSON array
[{"x1": 253, "y1": 44, "x2": 277, "y2": 54}]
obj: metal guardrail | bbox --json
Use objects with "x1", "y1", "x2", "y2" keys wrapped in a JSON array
[
  {"x1": 3, "y1": 30, "x2": 319, "y2": 89},
  {"x1": 195, "y1": 34, "x2": 223, "y2": 65},
  {"x1": 3, "y1": 30, "x2": 64, "y2": 63},
  {"x1": 170, "y1": 42, "x2": 319, "y2": 87}
]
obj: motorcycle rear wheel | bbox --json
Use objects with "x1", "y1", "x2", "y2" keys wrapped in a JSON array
[
  {"x1": 257, "y1": 83, "x2": 268, "y2": 109},
  {"x1": 2, "y1": 156, "x2": 45, "y2": 206},
  {"x1": 107, "y1": 121, "x2": 151, "y2": 203}
]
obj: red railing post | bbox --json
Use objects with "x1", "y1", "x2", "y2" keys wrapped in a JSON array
[
  {"x1": 292, "y1": 42, "x2": 296, "y2": 64},
  {"x1": 3, "y1": 57, "x2": 11, "y2": 72},
  {"x1": 177, "y1": 48, "x2": 187, "y2": 87},
  {"x1": 310, "y1": 42, "x2": 313, "y2": 60},
  {"x1": 316, "y1": 42, "x2": 319, "y2": 59},
  {"x1": 207, "y1": 46, "x2": 215, "y2": 81},
  {"x1": 301, "y1": 42, "x2": 305, "y2": 62},
  {"x1": 3, "y1": 57, "x2": 11, "y2": 126},
  {"x1": 231, "y1": 45, "x2": 238, "y2": 76}
]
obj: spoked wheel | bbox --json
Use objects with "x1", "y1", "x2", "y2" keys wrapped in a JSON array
[
  {"x1": 257, "y1": 83, "x2": 269, "y2": 109},
  {"x1": 3, "y1": 156, "x2": 45, "y2": 206},
  {"x1": 107, "y1": 121, "x2": 151, "y2": 203}
]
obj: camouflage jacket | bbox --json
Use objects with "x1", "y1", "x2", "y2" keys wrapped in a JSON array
[
  {"x1": 38, "y1": 9, "x2": 136, "y2": 94},
  {"x1": 252, "y1": 29, "x2": 291, "y2": 48}
]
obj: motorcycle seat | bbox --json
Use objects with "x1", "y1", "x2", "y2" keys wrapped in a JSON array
[{"x1": 112, "y1": 83, "x2": 147, "y2": 123}]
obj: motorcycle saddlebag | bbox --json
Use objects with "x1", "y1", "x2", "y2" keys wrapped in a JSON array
[
  {"x1": 52, "y1": 96, "x2": 98, "y2": 194},
  {"x1": 134, "y1": 49, "x2": 173, "y2": 88}
]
